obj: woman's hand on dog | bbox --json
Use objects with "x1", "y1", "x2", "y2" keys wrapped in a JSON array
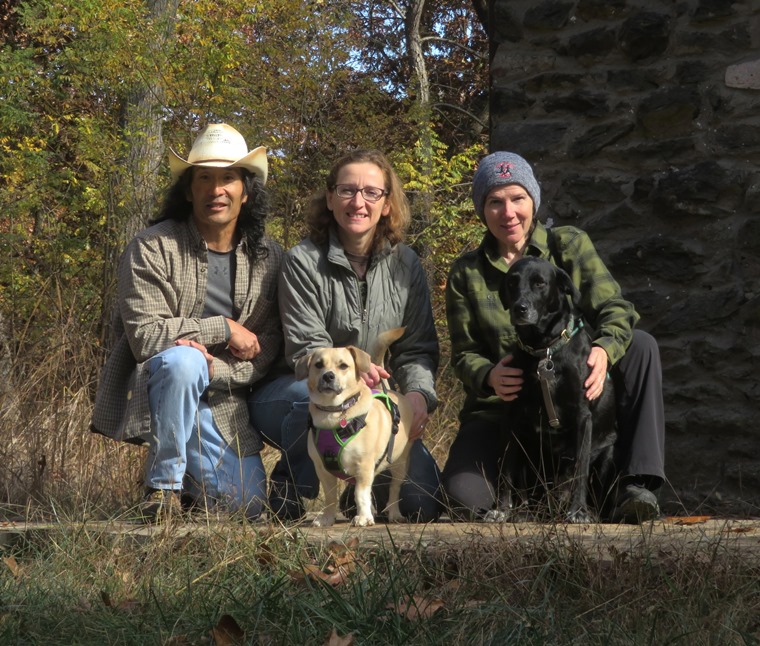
[
  {"x1": 360, "y1": 362, "x2": 391, "y2": 389},
  {"x1": 488, "y1": 354, "x2": 524, "y2": 401},
  {"x1": 361, "y1": 364, "x2": 429, "y2": 440},
  {"x1": 584, "y1": 346, "x2": 609, "y2": 401}
]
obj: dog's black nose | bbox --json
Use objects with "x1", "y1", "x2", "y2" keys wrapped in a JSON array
[
  {"x1": 514, "y1": 303, "x2": 529, "y2": 316},
  {"x1": 321, "y1": 371, "x2": 335, "y2": 383}
]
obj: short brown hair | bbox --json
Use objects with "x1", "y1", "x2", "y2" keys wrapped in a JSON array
[{"x1": 305, "y1": 149, "x2": 411, "y2": 252}]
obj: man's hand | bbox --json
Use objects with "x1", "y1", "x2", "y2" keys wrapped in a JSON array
[
  {"x1": 226, "y1": 318, "x2": 260, "y2": 360},
  {"x1": 487, "y1": 354, "x2": 524, "y2": 401},
  {"x1": 176, "y1": 338, "x2": 215, "y2": 379}
]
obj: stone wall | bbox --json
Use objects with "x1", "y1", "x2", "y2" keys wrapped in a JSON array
[{"x1": 489, "y1": 0, "x2": 760, "y2": 515}]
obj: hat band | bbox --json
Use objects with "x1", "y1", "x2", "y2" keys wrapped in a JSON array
[{"x1": 189, "y1": 157, "x2": 241, "y2": 165}]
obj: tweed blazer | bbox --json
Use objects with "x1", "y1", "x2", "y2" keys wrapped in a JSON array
[{"x1": 90, "y1": 218, "x2": 283, "y2": 456}]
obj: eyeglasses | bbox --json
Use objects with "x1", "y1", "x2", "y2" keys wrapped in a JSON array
[{"x1": 333, "y1": 184, "x2": 388, "y2": 202}]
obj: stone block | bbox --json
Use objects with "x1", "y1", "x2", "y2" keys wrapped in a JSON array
[
  {"x1": 568, "y1": 120, "x2": 635, "y2": 158},
  {"x1": 619, "y1": 11, "x2": 671, "y2": 61},
  {"x1": 725, "y1": 59, "x2": 760, "y2": 89}
]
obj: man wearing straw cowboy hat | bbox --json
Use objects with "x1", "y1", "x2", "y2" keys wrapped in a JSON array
[{"x1": 91, "y1": 124, "x2": 284, "y2": 522}]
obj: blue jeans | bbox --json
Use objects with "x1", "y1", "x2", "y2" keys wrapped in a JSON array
[
  {"x1": 249, "y1": 373, "x2": 443, "y2": 521},
  {"x1": 145, "y1": 346, "x2": 266, "y2": 520}
]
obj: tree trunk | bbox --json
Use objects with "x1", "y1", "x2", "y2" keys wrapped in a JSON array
[
  {"x1": 404, "y1": 0, "x2": 434, "y2": 256},
  {"x1": 101, "y1": 0, "x2": 178, "y2": 349}
]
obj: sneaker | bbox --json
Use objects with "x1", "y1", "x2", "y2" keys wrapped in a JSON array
[
  {"x1": 268, "y1": 480, "x2": 305, "y2": 522},
  {"x1": 138, "y1": 488, "x2": 182, "y2": 524},
  {"x1": 614, "y1": 483, "x2": 660, "y2": 524}
]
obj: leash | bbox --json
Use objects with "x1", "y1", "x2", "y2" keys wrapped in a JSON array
[
  {"x1": 537, "y1": 351, "x2": 561, "y2": 429},
  {"x1": 379, "y1": 378, "x2": 401, "y2": 464},
  {"x1": 519, "y1": 318, "x2": 584, "y2": 430}
]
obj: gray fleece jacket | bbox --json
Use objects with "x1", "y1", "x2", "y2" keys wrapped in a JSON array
[{"x1": 279, "y1": 227, "x2": 439, "y2": 411}]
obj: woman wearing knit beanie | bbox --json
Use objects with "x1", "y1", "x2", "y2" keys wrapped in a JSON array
[{"x1": 442, "y1": 151, "x2": 666, "y2": 524}]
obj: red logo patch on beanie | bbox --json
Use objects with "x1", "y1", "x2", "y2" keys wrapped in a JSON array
[{"x1": 496, "y1": 162, "x2": 513, "y2": 178}]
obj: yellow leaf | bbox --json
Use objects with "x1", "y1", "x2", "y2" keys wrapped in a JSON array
[{"x1": 2, "y1": 556, "x2": 21, "y2": 578}]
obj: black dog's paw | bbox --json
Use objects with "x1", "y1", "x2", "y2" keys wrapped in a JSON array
[
  {"x1": 482, "y1": 509, "x2": 511, "y2": 523},
  {"x1": 565, "y1": 507, "x2": 595, "y2": 524}
]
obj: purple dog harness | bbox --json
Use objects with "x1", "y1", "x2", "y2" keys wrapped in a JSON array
[{"x1": 309, "y1": 389, "x2": 400, "y2": 482}]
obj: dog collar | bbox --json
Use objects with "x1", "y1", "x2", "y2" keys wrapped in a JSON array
[
  {"x1": 313, "y1": 391, "x2": 363, "y2": 427},
  {"x1": 517, "y1": 317, "x2": 584, "y2": 358}
]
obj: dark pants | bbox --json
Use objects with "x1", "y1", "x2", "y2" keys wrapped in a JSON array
[{"x1": 442, "y1": 330, "x2": 666, "y2": 516}]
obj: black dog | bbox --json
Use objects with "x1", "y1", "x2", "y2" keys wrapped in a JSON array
[{"x1": 487, "y1": 256, "x2": 617, "y2": 523}]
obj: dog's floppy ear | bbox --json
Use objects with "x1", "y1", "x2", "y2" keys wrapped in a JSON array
[
  {"x1": 556, "y1": 266, "x2": 582, "y2": 308},
  {"x1": 346, "y1": 346, "x2": 372, "y2": 376},
  {"x1": 294, "y1": 352, "x2": 312, "y2": 381}
]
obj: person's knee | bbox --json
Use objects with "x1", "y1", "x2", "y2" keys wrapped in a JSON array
[
  {"x1": 442, "y1": 471, "x2": 494, "y2": 518},
  {"x1": 249, "y1": 376, "x2": 310, "y2": 445},
  {"x1": 150, "y1": 345, "x2": 207, "y2": 384},
  {"x1": 400, "y1": 492, "x2": 442, "y2": 522},
  {"x1": 630, "y1": 329, "x2": 661, "y2": 361}
]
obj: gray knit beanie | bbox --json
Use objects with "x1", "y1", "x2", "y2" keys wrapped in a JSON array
[{"x1": 471, "y1": 152, "x2": 541, "y2": 222}]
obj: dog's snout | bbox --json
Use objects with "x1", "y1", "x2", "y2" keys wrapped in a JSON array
[
  {"x1": 514, "y1": 302, "x2": 529, "y2": 316},
  {"x1": 511, "y1": 299, "x2": 535, "y2": 326},
  {"x1": 321, "y1": 371, "x2": 335, "y2": 384}
]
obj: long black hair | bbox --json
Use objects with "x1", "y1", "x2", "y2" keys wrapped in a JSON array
[{"x1": 151, "y1": 168, "x2": 269, "y2": 260}]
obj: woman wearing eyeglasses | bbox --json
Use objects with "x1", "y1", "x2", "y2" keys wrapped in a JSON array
[{"x1": 248, "y1": 149, "x2": 443, "y2": 523}]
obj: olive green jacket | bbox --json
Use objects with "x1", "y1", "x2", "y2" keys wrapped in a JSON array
[{"x1": 446, "y1": 221, "x2": 638, "y2": 424}]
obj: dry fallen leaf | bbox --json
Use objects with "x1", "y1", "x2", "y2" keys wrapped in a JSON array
[
  {"x1": 388, "y1": 594, "x2": 445, "y2": 620},
  {"x1": 291, "y1": 563, "x2": 346, "y2": 587},
  {"x1": 163, "y1": 636, "x2": 193, "y2": 645},
  {"x1": 323, "y1": 627, "x2": 355, "y2": 646},
  {"x1": 100, "y1": 591, "x2": 143, "y2": 614},
  {"x1": 667, "y1": 516, "x2": 712, "y2": 525},
  {"x1": 256, "y1": 545, "x2": 277, "y2": 566},
  {"x1": 2, "y1": 556, "x2": 21, "y2": 578},
  {"x1": 724, "y1": 526, "x2": 754, "y2": 534},
  {"x1": 210, "y1": 614, "x2": 245, "y2": 646},
  {"x1": 116, "y1": 598, "x2": 143, "y2": 614}
]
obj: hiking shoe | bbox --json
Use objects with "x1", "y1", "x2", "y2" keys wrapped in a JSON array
[
  {"x1": 138, "y1": 488, "x2": 182, "y2": 524},
  {"x1": 268, "y1": 480, "x2": 305, "y2": 522},
  {"x1": 614, "y1": 484, "x2": 660, "y2": 524}
]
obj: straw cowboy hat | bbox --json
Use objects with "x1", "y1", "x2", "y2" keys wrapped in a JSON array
[{"x1": 168, "y1": 123, "x2": 268, "y2": 184}]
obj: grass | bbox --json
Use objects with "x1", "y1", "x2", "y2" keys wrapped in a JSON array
[{"x1": 0, "y1": 518, "x2": 760, "y2": 644}]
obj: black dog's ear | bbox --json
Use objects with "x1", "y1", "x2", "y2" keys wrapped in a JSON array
[
  {"x1": 499, "y1": 274, "x2": 515, "y2": 311},
  {"x1": 556, "y1": 267, "x2": 582, "y2": 308}
]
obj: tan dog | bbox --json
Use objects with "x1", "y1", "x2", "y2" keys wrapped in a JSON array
[{"x1": 294, "y1": 329, "x2": 413, "y2": 527}]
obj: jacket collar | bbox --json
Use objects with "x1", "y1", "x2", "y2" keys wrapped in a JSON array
[
  {"x1": 326, "y1": 225, "x2": 393, "y2": 269},
  {"x1": 479, "y1": 220, "x2": 551, "y2": 272}
]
